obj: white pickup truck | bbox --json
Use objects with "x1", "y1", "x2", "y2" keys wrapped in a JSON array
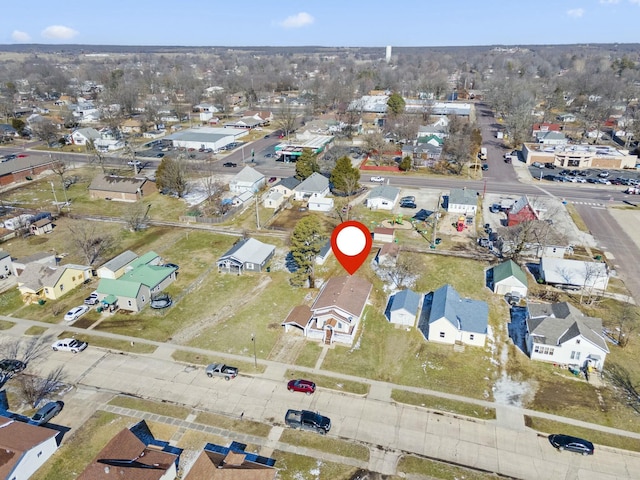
[{"x1": 370, "y1": 176, "x2": 385, "y2": 183}]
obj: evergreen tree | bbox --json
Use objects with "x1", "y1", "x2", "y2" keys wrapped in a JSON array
[
  {"x1": 399, "y1": 155, "x2": 412, "y2": 171},
  {"x1": 387, "y1": 92, "x2": 406, "y2": 116},
  {"x1": 295, "y1": 148, "x2": 319, "y2": 180},
  {"x1": 330, "y1": 156, "x2": 361, "y2": 194},
  {"x1": 290, "y1": 216, "x2": 325, "y2": 288}
]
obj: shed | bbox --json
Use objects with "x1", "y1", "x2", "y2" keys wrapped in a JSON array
[
  {"x1": 373, "y1": 227, "x2": 394, "y2": 244},
  {"x1": 491, "y1": 260, "x2": 528, "y2": 297},
  {"x1": 386, "y1": 289, "x2": 421, "y2": 327}
]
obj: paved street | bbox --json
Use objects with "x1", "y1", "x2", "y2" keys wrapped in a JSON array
[{"x1": 3, "y1": 316, "x2": 640, "y2": 479}]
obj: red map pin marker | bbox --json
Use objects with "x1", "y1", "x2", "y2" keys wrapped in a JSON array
[{"x1": 331, "y1": 221, "x2": 372, "y2": 275}]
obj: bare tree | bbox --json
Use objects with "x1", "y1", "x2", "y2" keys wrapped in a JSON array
[
  {"x1": 362, "y1": 132, "x2": 386, "y2": 161},
  {"x1": 86, "y1": 139, "x2": 107, "y2": 173},
  {"x1": 67, "y1": 223, "x2": 114, "y2": 266},
  {"x1": 124, "y1": 202, "x2": 151, "y2": 232},
  {"x1": 603, "y1": 363, "x2": 640, "y2": 414},
  {"x1": 376, "y1": 250, "x2": 418, "y2": 289},
  {"x1": 579, "y1": 262, "x2": 608, "y2": 305},
  {"x1": 18, "y1": 366, "x2": 66, "y2": 408},
  {"x1": 275, "y1": 103, "x2": 299, "y2": 139},
  {"x1": 614, "y1": 299, "x2": 639, "y2": 348}
]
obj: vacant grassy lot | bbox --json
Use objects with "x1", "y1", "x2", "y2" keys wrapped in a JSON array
[
  {"x1": 270, "y1": 451, "x2": 360, "y2": 480},
  {"x1": 194, "y1": 411, "x2": 272, "y2": 437},
  {"x1": 391, "y1": 390, "x2": 496, "y2": 420},
  {"x1": 0, "y1": 289, "x2": 24, "y2": 315},
  {"x1": 58, "y1": 331, "x2": 157, "y2": 354},
  {"x1": 171, "y1": 350, "x2": 267, "y2": 374},
  {"x1": 108, "y1": 395, "x2": 191, "y2": 418},
  {"x1": 286, "y1": 369, "x2": 369, "y2": 395},
  {"x1": 279, "y1": 429, "x2": 370, "y2": 461},
  {"x1": 397, "y1": 454, "x2": 500, "y2": 480},
  {"x1": 525, "y1": 416, "x2": 640, "y2": 452}
]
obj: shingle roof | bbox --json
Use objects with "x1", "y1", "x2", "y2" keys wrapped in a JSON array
[
  {"x1": 233, "y1": 166, "x2": 265, "y2": 184},
  {"x1": 527, "y1": 312, "x2": 609, "y2": 352},
  {"x1": 89, "y1": 175, "x2": 149, "y2": 194},
  {"x1": 0, "y1": 416, "x2": 58, "y2": 479},
  {"x1": 100, "y1": 250, "x2": 138, "y2": 273},
  {"x1": 0, "y1": 250, "x2": 10, "y2": 261},
  {"x1": 295, "y1": 172, "x2": 329, "y2": 194},
  {"x1": 275, "y1": 177, "x2": 301, "y2": 190},
  {"x1": 429, "y1": 284, "x2": 488, "y2": 334},
  {"x1": 449, "y1": 188, "x2": 478, "y2": 207},
  {"x1": 492, "y1": 260, "x2": 528, "y2": 287},
  {"x1": 367, "y1": 185, "x2": 400, "y2": 201},
  {"x1": 389, "y1": 289, "x2": 421, "y2": 316},
  {"x1": 218, "y1": 238, "x2": 275, "y2": 266},
  {"x1": 312, "y1": 275, "x2": 372, "y2": 318}
]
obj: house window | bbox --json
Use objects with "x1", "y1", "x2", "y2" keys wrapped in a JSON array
[
  {"x1": 59, "y1": 284, "x2": 64, "y2": 291},
  {"x1": 44, "y1": 288, "x2": 49, "y2": 295},
  {"x1": 439, "y1": 332, "x2": 445, "y2": 338},
  {"x1": 142, "y1": 296, "x2": 145, "y2": 302},
  {"x1": 469, "y1": 334, "x2": 475, "y2": 340},
  {"x1": 37, "y1": 451, "x2": 42, "y2": 457},
  {"x1": 534, "y1": 345, "x2": 540, "y2": 353},
  {"x1": 571, "y1": 351, "x2": 581, "y2": 361},
  {"x1": 128, "y1": 300, "x2": 132, "y2": 306},
  {"x1": 576, "y1": 339, "x2": 580, "y2": 344}
]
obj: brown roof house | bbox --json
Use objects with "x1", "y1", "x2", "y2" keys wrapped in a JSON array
[
  {"x1": 184, "y1": 441, "x2": 277, "y2": 480},
  {"x1": 89, "y1": 175, "x2": 156, "y2": 202},
  {"x1": 77, "y1": 420, "x2": 182, "y2": 480},
  {"x1": 282, "y1": 275, "x2": 372, "y2": 345},
  {"x1": 0, "y1": 415, "x2": 59, "y2": 480}
]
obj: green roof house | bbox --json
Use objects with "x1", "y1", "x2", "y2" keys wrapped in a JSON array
[{"x1": 491, "y1": 260, "x2": 528, "y2": 297}]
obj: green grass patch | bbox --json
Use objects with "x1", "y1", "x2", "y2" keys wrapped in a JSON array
[
  {"x1": 30, "y1": 411, "x2": 134, "y2": 480},
  {"x1": 58, "y1": 332, "x2": 157, "y2": 354},
  {"x1": 0, "y1": 319, "x2": 15, "y2": 330},
  {"x1": 0, "y1": 289, "x2": 23, "y2": 315},
  {"x1": 525, "y1": 416, "x2": 640, "y2": 452},
  {"x1": 108, "y1": 395, "x2": 191, "y2": 419},
  {"x1": 285, "y1": 369, "x2": 369, "y2": 395},
  {"x1": 171, "y1": 350, "x2": 266, "y2": 374},
  {"x1": 565, "y1": 203, "x2": 589, "y2": 232},
  {"x1": 293, "y1": 342, "x2": 323, "y2": 368},
  {"x1": 24, "y1": 326, "x2": 47, "y2": 336},
  {"x1": 391, "y1": 389, "x2": 496, "y2": 420},
  {"x1": 398, "y1": 454, "x2": 500, "y2": 479},
  {"x1": 279, "y1": 429, "x2": 370, "y2": 461},
  {"x1": 270, "y1": 450, "x2": 360, "y2": 480},
  {"x1": 194, "y1": 411, "x2": 272, "y2": 437}
]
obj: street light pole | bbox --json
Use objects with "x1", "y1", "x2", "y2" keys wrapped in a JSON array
[
  {"x1": 251, "y1": 333, "x2": 257, "y2": 368},
  {"x1": 50, "y1": 182, "x2": 60, "y2": 213}
]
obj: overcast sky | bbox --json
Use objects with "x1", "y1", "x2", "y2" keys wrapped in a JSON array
[{"x1": 2, "y1": 0, "x2": 640, "y2": 47}]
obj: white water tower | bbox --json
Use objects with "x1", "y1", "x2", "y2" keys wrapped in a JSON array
[{"x1": 385, "y1": 45, "x2": 392, "y2": 63}]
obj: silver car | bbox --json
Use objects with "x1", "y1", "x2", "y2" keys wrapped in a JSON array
[{"x1": 31, "y1": 401, "x2": 63, "y2": 426}]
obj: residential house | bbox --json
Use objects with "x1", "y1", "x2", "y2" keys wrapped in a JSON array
[
  {"x1": 540, "y1": 257, "x2": 609, "y2": 292},
  {"x1": 402, "y1": 141, "x2": 442, "y2": 167},
  {"x1": 120, "y1": 117, "x2": 154, "y2": 134},
  {"x1": 417, "y1": 116, "x2": 449, "y2": 139},
  {"x1": 217, "y1": 238, "x2": 275, "y2": 274},
  {"x1": 282, "y1": 275, "x2": 373, "y2": 345},
  {"x1": 373, "y1": 227, "x2": 395, "y2": 243},
  {"x1": 375, "y1": 243, "x2": 400, "y2": 265},
  {"x1": 77, "y1": 420, "x2": 181, "y2": 480},
  {"x1": 0, "y1": 155, "x2": 57, "y2": 187},
  {"x1": 29, "y1": 217, "x2": 53, "y2": 235},
  {"x1": 556, "y1": 113, "x2": 577, "y2": 123},
  {"x1": 71, "y1": 127, "x2": 101, "y2": 146},
  {"x1": 229, "y1": 166, "x2": 266, "y2": 194},
  {"x1": 244, "y1": 110, "x2": 274, "y2": 124},
  {"x1": 263, "y1": 177, "x2": 300, "y2": 209},
  {"x1": 418, "y1": 284, "x2": 488, "y2": 347},
  {"x1": 537, "y1": 131, "x2": 568, "y2": 145},
  {"x1": 11, "y1": 251, "x2": 56, "y2": 276},
  {"x1": 293, "y1": 172, "x2": 330, "y2": 201},
  {"x1": 89, "y1": 175, "x2": 157, "y2": 202},
  {"x1": 96, "y1": 263, "x2": 177, "y2": 312},
  {"x1": 0, "y1": 250, "x2": 13, "y2": 278},
  {"x1": 232, "y1": 190, "x2": 255, "y2": 206},
  {"x1": 17, "y1": 263, "x2": 92, "y2": 303},
  {"x1": 263, "y1": 190, "x2": 284, "y2": 209},
  {"x1": 447, "y1": 188, "x2": 478, "y2": 215},
  {"x1": 507, "y1": 196, "x2": 539, "y2": 226},
  {"x1": 491, "y1": 260, "x2": 528, "y2": 297},
  {"x1": 0, "y1": 415, "x2": 59, "y2": 480},
  {"x1": 184, "y1": 441, "x2": 277, "y2": 480},
  {"x1": 532, "y1": 123, "x2": 561, "y2": 139},
  {"x1": 224, "y1": 116, "x2": 263, "y2": 130},
  {"x1": 386, "y1": 289, "x2": 421, "y2": 327},
  {"x1": 97, "y1": 250, "x2": 139, "y2": 279},
  {"x1": 366, "y1": 185, "x2": 400, "y2": 210},
  {"x1": 526, "y1": 302, "x2": 609, "y2": 370}
]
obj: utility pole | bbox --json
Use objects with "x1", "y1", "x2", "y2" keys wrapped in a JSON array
[
  {"x1": 50, "y1": 182, "x2": 60, "y2": 213},
  {"x1": 255, "y1": 195, "x2": 260, "y2": 229},
  {"x1": 251, "y1": 333, "x2": 257, "y2": 369},
  {"x1": 432, "y1": 193, "x2": 441, "y2": 247}
]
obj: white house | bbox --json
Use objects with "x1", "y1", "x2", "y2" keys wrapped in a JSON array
[
  {"x1": 0, "y1": 250, "x2": 12, "y2": 278},
  {"x1": 540, "y1": 257, "x2": 609, "y2": 292},
  {"x1": 0, "y1": 415, "x2": 59, "y2": 480},
  {"x1": 526, "y1": 302, "x2": 609, "y2": 371},
  {"x1": 491, "y1": 260, "x2": 528, "y2": 297},
  {"x1": 366, "y1": 185, "x2": 400, "y2": 210},
  {"x1": 386, "y1": 289, "x2": 421, "y2": 327},
  {"x1": 229, "y1": 166, "x2": 266, "y2": 194},
  {"x1": 282, "y1": 275, "x2": 373, "y2": 345},
  {"x1": 263, "y1": 190, "x2": 284, "y2": 209},
  {"x1": 263, "y1": 177, "x2": 301, "y2": 209},
  {"x1": 217, "y1": 238, "x2": 275, "y2": 274},
  {"x1": 294, "y1": 172, "x2": 330, "y2": 201},
  {"x1": 71, "y1": 127, "x2": 101, "y2": 146},
  {"x1": 418, "y1": 284, "x2": 488, "y2": 347},
  {"x1": 447, "y1": 188, "x2": 478, "y2": 215}
]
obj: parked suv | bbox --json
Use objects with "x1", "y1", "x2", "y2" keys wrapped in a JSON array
[{"x1": 31, "y1": 401, "x2": 63, "y2": 426}]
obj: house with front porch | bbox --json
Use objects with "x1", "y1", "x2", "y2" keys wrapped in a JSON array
[
  {"x1": 17, "y1": 263, "x2": 92, "y2": 303},
  {"x1": 293, "y1": 172, "x2": 330, "y2": 201},
  {"x1": 282, "y1": 275, "x2": 373, "y2": 345},
  {"x1": 71, "y1": 127, "x2": 101, "y2": 146},
  {"x1": 217, "y1": 238, "x2": 275, "y2": 274},
  {"x1": 526, "y1": 302, "x2": 609, "y2": 370},
  {"x1": 229, "y1": 166, "x2": 266, "y2": 194}
]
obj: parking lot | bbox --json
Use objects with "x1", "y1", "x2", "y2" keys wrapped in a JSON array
[{"x1": 528, "y1": 163, "x2": 640, "y2": 187}]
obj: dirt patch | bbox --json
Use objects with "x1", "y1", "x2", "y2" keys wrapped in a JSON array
[{"x1": 267, "y1": 333, "x2": 306, "y2": 363}]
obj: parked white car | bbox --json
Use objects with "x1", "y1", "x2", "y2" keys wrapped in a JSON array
[
  {"x1": 370, "y1": 176, "x2": 385, "y2": 183},
  {"x1": 51, "y1": 338, "x2": 88, "y2": 353},
  {"x1": 63, "y1": 305, "x2": 89, "y2": 322}
]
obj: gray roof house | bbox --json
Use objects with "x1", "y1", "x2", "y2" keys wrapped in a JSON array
[
  {"x1": 229, "y1": 166, "x2": 266, "y2": 194},
  {"x1": 97, "y1": 250, "x2": 139, "y2": 279},
  {"x1": 386, "y1": 289, "x2": 421, "y2": 327},
  {"x1": 366, "y1": 185, "x2": 400, "y2": 210},
  {"x1": 419, "y1": 284, "x2": 488, "y2": 347},
  {"x1": 491, "y1": 260, "x2": 528, "y2": 297},
  {"x1": 526, "y1": 302, "x2": 609, "y2": 370},
  {"x1": 294, "y1": 172, "x2": 330, "y2": 201},
  {"x1": 537, "y1": 131, "x2": 568, "y2": 145},
  {"x1": 217, "y1": 238, "x2": 275, "y2": 274},
  {"x1": 447, "y1": 188, "x2": 478, "y2": 214}
]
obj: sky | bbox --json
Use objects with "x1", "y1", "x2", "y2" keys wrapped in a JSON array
[{"x1": 1, "y1": 0, "x2": 639, "y2": 47}]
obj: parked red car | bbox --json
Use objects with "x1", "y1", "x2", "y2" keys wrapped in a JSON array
[
  {"x1": 287, "y1": 379, "x2": 316, "y2": 395},
  {"x1": 17, "y1": 153, "x2": 28, "y2": 158}
]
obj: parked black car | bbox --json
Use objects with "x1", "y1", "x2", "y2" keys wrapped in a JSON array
[
  {"x1": 223, "y1": 162, "x2": 237, "y2": 167},
  {"x1": 400, "y1": 201, "x2": 417, "y2": 209},
  {"x1": 548, "y1": 434, "x2": 594, "y2": 455},
  {"x1": 544, "y1": 163, "x2": 556, "y2": 169},
  {"x1": 0, "y1": 359, "x2": 26, "y2": 374}
]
